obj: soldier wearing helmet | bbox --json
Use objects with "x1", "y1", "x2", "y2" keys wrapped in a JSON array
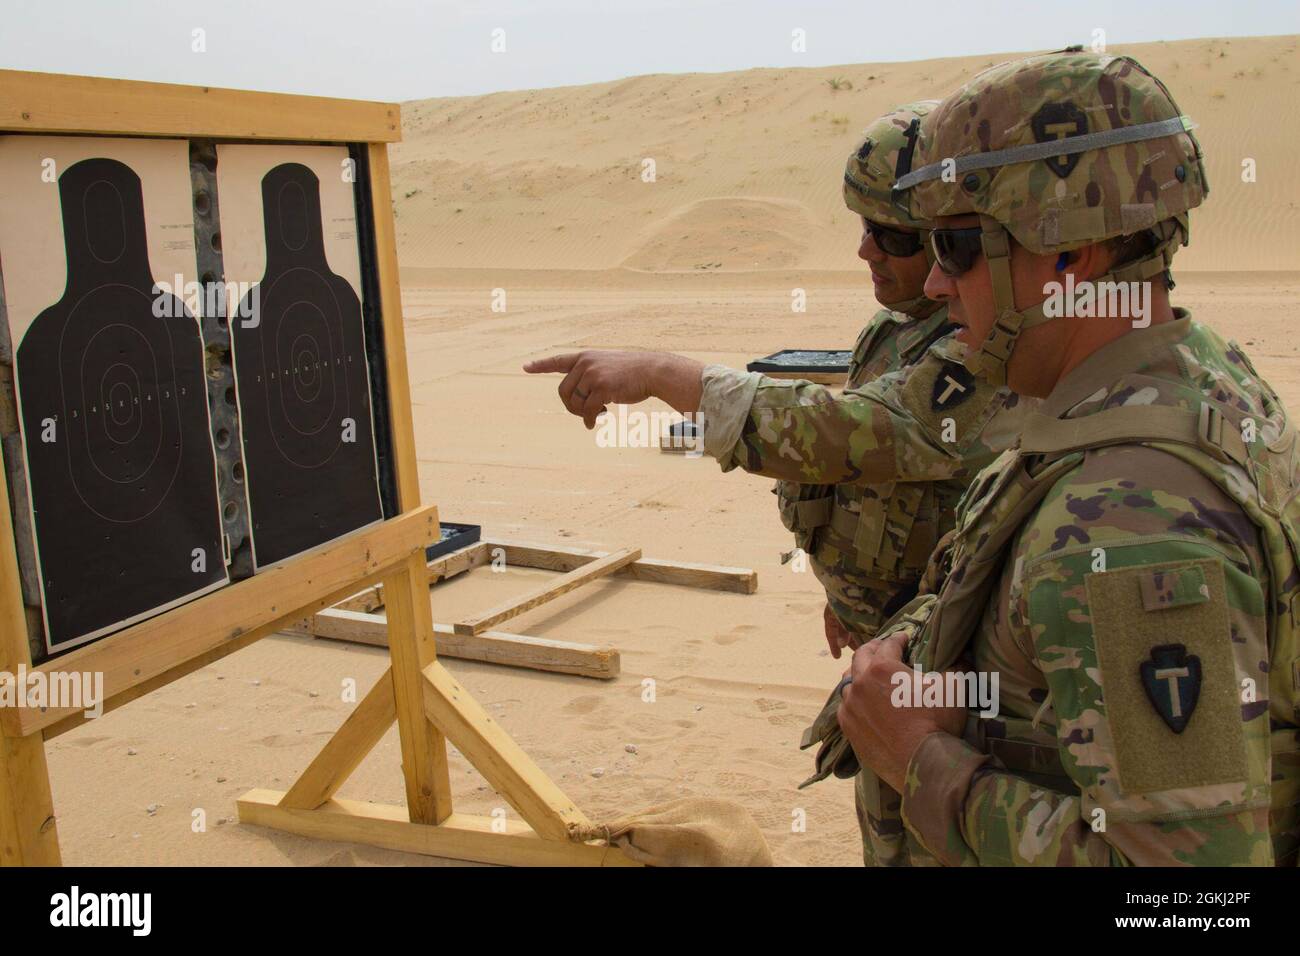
[
  {"x1": 525, "y1": 102, "x2": 1036, "y2": 865},
  {"x1": 830, "y1": 50, "x2": 1299, "y2": 865}
]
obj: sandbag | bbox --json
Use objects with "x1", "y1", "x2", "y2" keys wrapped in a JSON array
[{"x1": 574, "y1": 798, "x2": 773, "y2": 867}]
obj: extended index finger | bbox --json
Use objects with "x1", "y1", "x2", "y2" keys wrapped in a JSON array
[{"x1": 523, "y1": 353, "x2": 580, "y2": 375}]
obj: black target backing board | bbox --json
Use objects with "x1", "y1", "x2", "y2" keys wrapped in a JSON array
[
  {"x1": 746, "y1": 349, "x2": 853, "y2": 374},
  {"x1": 0, "y1": 136, "x2": 229, "y2": 653},
  {"x1": 216, "y1": 145, "x2": 384, "y2": 570}
]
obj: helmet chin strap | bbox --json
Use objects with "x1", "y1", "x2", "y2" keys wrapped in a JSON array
[
  {"x1": 964, "y1": 215, "x2": 1188, "y2": 387},
  {"x1": 892, "y1": 292, "x2": 943, "y2": 320}
]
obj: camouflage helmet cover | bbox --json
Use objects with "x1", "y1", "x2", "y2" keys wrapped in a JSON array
[
  {"x1": 843, "y1": 101, "x2": 940, "y2": 230},
  {"x1": 902, "y1": 52, "x2": 1207, "y2": 253}
]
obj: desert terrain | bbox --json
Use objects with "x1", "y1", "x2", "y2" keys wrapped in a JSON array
[{"x1": 44, "y1": 35, "x2": 1300, "y2": 866}]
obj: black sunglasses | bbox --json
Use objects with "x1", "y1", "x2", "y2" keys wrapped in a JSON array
[
  {"x1": 863, "y1": 218, "x2": 925, "y2": 258},
  {"x1": 931, "y1": 227, "x2": 985, "y2": 277}
]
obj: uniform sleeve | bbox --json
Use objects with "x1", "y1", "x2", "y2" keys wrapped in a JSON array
[
  {"x1": 699, "y1": 339, "x2": 1020, "y2": 486},
  {"x1": 899, "y1": 450, "x2": 1275, "y2": 866},
  {"x1": 699, "y1": 364, "x2": 765, "y2": 460}
]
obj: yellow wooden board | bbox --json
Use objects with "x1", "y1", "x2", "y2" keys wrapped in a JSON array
[{"x1": 0, "y1": 69, "x2": 400, "y2": 142}]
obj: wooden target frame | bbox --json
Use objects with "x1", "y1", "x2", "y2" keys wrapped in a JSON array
[{"x1": 0, "y1": 70, "x2": 634, "y2": 867}]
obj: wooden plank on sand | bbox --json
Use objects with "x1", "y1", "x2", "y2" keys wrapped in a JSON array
[
  {"x1": 451, "y1": 547, "x2": 641, "y2": 637},
  {"x1": 300, "y1": 608, "x2": 618, "y2": 680},
  {"x1": 492, "y1": 540, "x2": 757, "y2": 594}
]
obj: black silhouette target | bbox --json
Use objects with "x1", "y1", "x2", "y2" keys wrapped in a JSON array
[
  {"x1": 231, "y1": 163, "x2": 382, "y2": 568},
  {"x1": 15, "y1": 157, "x2": 227, "y2": 650}
]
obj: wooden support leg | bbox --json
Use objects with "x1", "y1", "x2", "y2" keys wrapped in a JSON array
[
  {"x1": 0, "y1": 470, "x2": 60, "y2": 866},
  {"x1": 0, "y1": 733, "x2": 61, "y2": 866},
  {"x1": 422, "y1": 661, "x2": 587, "y2": 840},
  {"x1": 279, "y1": 668, "x2": 398, "y2": 810},
  {"x1": 246, "y1": 542, "x2": 625, "y2": 865},
  {"x1": 383, "y1": 552, "x2": 454, "y2": 825}
]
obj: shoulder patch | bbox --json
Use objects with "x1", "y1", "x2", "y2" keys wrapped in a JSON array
[
  {"x1": 894, "y1": 344, "x2": 1002, "y2": 451},
  {"x1": 1139, "y1": 644, "x2": 1201, "y2": 734},
  {"x1": 1084, "y1": 558, "x2": 1247, "y2": 795},
  {"x1": 930, "y1": 361, "x2": 976, "y2": 411}
]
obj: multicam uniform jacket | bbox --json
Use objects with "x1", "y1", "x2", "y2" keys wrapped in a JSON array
[
  {"x1": 892, "y1": 315, "x2": 1300, "y2": 866},
  {"x1": 699, "y1": 303, "x2": 1029, "y2": 640}
]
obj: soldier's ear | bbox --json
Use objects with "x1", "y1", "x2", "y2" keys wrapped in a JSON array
[{"x1": 1065, "y1": 243, "x2": 1111, "y2": 282}]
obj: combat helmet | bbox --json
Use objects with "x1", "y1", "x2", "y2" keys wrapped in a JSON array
[
  {"x1": 893, "y1": 51, "x2": 1208, "y2": 384},
  {"x1": 843, "y1": 101, "x2": 939, "y2": 231},
  {"x1": 845, "y1": 102, "x2": 941, "y2": 315}
]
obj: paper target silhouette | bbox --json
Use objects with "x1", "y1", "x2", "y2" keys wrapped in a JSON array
[
  {"x1": 15, "y1": 157, "x2": 227, "y2": 650},
  {"x1": 229, "y1": 162, "x2": 383, "y2": 568}
]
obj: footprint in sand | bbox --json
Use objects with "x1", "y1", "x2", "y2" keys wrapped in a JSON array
[
  {"x1": 785, "y1": 601, "x2": 823, "y2": 617},
  {"x1": 562, "y1": 695, "x2": 602, "y2": 715},
  {"x1": 766, "y1": 712, "x2": 805, "y2": 727},
  {"x1": 714, "y1": 624, "x2": 758, "y2": 645}
]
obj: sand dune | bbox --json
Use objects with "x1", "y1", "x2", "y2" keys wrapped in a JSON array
[
  {"x1": 391, "y1": 34, "x2": 1300, "y2": 274},
  {"x1": 619, "y1": 196, "x2": 815, "y2": 271}
]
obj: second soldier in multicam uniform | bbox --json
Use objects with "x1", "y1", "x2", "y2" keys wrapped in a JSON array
[
  {"x1": 704, "y1": 102, "x2": 1024, "y2": 648},
  {"x1": 829, "y1": 50, "x2": 1300, "y2": 865},
  {"x1": 524, "y1": 103, "x2": 1035, "y2": 865}
]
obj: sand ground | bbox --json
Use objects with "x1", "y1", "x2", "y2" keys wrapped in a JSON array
[{"x1": 38, "y1": 33, "x2": 1300, "y2": 866}]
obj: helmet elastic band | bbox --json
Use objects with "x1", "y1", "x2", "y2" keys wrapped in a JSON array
[{"x1": 895, "y1": 116, "x2": 1197, "y2": 191}]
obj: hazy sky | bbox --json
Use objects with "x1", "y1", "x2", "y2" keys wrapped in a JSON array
[{"x1": 3, "y1": 0, "x2": 1297, "y2": 102}]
